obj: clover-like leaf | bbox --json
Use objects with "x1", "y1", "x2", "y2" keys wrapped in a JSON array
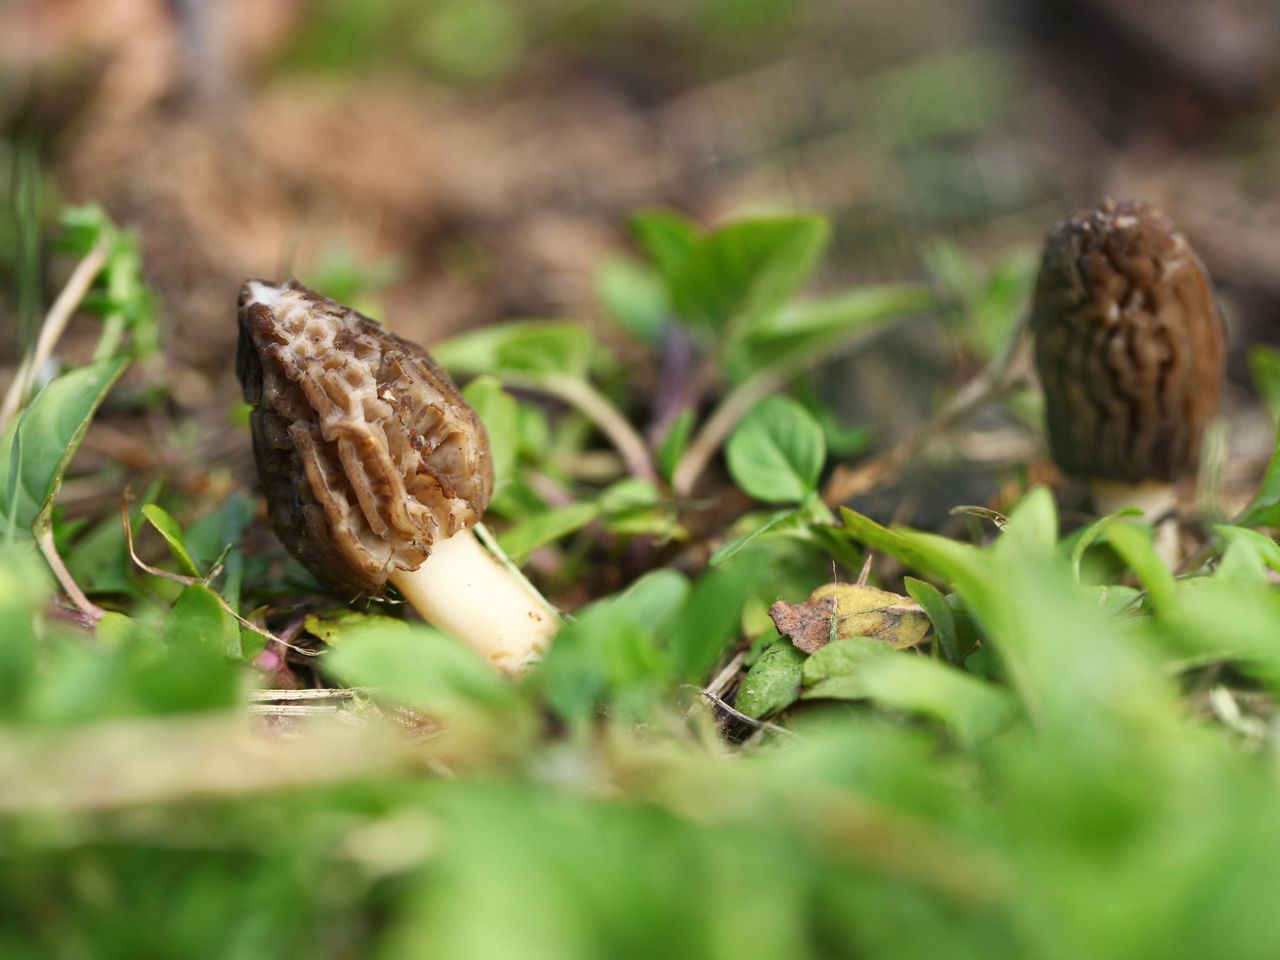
[{"x1": 726, "y1": 396, "x2": 825, "y2": 504}]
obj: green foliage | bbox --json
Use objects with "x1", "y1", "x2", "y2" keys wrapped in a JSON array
[
  {"x1": 735, "y1": 640, "x2": 805, "y2": 718},
  {"x1": 668, "y1": 214, "x2": 830, "y2": 339},
  {"x1": 17, "y1": 201, "x2": 1280, "y2": 960},
  {"x1": 324, "y1": 619, "x2": 521, "y2": 716},
  {"x1": 462, "y1": 376, "x2": 519, "y2": 492},
  {"x1": 498, "y1": 502, "x2": 599, "y2": 563},
  {"x1": 302, "y1": 242, "x2": 403, "y2": 319},
  {"x1": 141, "y1": 504, "x2": 201, "y2": 577},
  {"x1": 1, "y1": 358, "x2": 129, "y2": 542},
  {"x1": 1239, "y1": 420, "x2": 1280, "y2": 526},
  {"x1": 726, "y1": 396, "x2": 825, "y2": 504},
  {"x1": 431, "y1": 320, "x2": 598, "y2": 379},
  {"x1": 57, "y1": 205, "x2": 157, "y2": 362},
  {"x1": 1248, "y1": 344, "x2": 1280, "y2": 423}
]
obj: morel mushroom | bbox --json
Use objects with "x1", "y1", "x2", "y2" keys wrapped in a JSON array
[
  {"x1": 1031, "y1": 198, "x2": 1227, "y2": 524},
  {"x1": 237, "y1": 280, "x2": 556, "y2": 674}
]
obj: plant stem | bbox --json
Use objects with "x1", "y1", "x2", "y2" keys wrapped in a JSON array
[
  {"x1": 673, "y1": 320, "x2": 908, "y2": 498},
  {"x1": 820, "y1": 324, "x2": 1031, "y2": 507},
  {"x1": 498, "y1": 371, "x2": 659, "y2": 484},
  {"x1": 0, "y1": 237, "x2": 112, "y2": 434}
]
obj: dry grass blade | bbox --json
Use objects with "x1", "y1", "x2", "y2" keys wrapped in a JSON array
[
  {"x1": 0, "y1": 711, "x2": 409, "y2": 813},
  {"x1": 0, "y1": 235, "x2": 112, "y2": 434}
]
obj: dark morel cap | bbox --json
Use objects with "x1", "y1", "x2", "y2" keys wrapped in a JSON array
[
  {"x1": 1031, "y1": 198, "x2": 1226, "y2": 483},
  {"x1": 237, "y1": 280, "x2": 493, "y2": 596}
]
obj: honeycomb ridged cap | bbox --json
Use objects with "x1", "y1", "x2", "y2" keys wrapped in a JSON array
[
  {"x1": 236, "y1": 279, "x2": 493, "y2": 596},
  {"x1": 1031, "y1": 198, "x2": 1227, "y2": 483}
]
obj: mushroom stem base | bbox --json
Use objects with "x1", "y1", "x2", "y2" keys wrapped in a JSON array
[
  {"x1": 1088, "y1": 479, "x2": 1180, "y2": 564},
  {"x1": 388, "y1": 530, "x2": 557, "y2": 675}
]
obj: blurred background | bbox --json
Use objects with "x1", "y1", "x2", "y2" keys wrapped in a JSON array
[{"x1": 3, "y1": 0, "x2": 1280, "y2": 515}]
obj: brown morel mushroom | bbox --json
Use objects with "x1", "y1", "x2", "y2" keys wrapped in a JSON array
[
  {"x1": 237, "y1": 279, "x2": 557, "y2": 674},
  {"x1": 1031, "y1": 198, "x2": 1227, "y2": 531}
]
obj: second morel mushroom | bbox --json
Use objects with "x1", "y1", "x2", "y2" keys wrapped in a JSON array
[
  {"x1": 237, "y1": 280, "x2": 557, "y2": 674},
  {"x1": 1030, "y1": 198, "x2": 1227, "y2": 527}
]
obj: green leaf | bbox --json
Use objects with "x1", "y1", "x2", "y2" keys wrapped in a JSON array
[
  {"x1": 0, "y1": 543, "x2": 50, "y2": 718},
  {"x1": 855, "y1": 655, "x2": 1015, "y2": 746},
  {"x1": 55, "y1": 204, "x2": 110, "y2": 256},
  {"x1": 729, "y1": 283, "x2": 934, "y2": 378},
  {"x1": 726, "y1": 396, "x2": 825, "y2": 504},
  {"x1": 0, "y1": 357, "x2": 129, "y2": 542},
  {"x1": 597, "y1": 477, "x2": 660, "y2": 513},
  {"x1": 432, "y1": 321, "x2": 596, "y2": 378},
  {"x1": 535, "y1": 570, "x2": 688, "y2": 724},
  {"x1": 166, "y1": 584, "x2": 240, "y2": 658},
  {"x1": 904, "y1": 577, "x2": 961, "y2": 664},
  {"x1": 838, "y1": 507, "x2": 975, "y2": 584},
  {"x1": 672, "y1": 214, "x2": 829, "y2": 338},
  {"x1": 608, "y1": 568, "x2": 692, "y2": 637},
  {"x1": 1067, "y1": 508, "x2": 1143, "y2": 582},
  {"x1": 1239, "y1": 420, "x2": 1280, "y2": 527},
  {"x1": 497, "y1": 502, "x2": 599, "y2": 563},
  {"x1": 629, "y1": 209, "x2": 700, "y2": 285},
  {"x1": 305, "y1": 610, "x2": 410, "y2": 646},
  {"x1": 140, "y1": 504, "x2": 201, "y2": 577},
  {"x1": 463, "y1": 375, "x2": 519, "y2": 492},
  {"x1": 710, "y1": 506, "x2": 806, "y2": 566},
  {"x1": 668, "y1": 555, "x2": 770, "y2": 680},
  {"x1": 993, "y1": 486, "x2": 1059, "y2": 563},
  {"x1": 1103, "y1": 522, "x2": 1176, "y2": 613},
  {"x1": 800, "y1": 636, "x2": 893, "y2": 700},
  {"x1": 596, "y1": 257, "x2": 669, "y2": 344},
  {"x1": 324, "y1": 620, "x2": 516, "y2": 714},
  {"x1": 1249, "y1": 344, "x2": 1280, "y2": 424},
  {"x1": 734, "y1": 640, "x2": 805, "y2": 719},
  {"x1": 1216, "y1": 525, "x2": 1280, "y2": 574}
]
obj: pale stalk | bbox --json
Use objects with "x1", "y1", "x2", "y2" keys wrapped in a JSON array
[
  {"x1": 1089, "y1": 479, "x2": 1180, "y2": 565},
  {"x1": 388, "y1": 529, "x2": 559, "y2": 676}
]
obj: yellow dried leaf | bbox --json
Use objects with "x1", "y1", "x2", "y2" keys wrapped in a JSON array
[{"x1": 770, "y1": 583, "x2": 930, "y2": 653}]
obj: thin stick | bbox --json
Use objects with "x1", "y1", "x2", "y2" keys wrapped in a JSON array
[
  {"x1": 498, "y1": 372, "x2": 658, "y2": 484},
  {"x1": 0, "y1": 237, "x2": 111, "y2": 434},
  {"x1": 249, "y1": 688, "x2": 363, "y2": 702},
  {"x1": 705, "y1": 649, "x2": 748, "y2": 700},
  {"x1": 856, "y1": 553, "x2": 873, "y2": 586},
  {"x1": 821, "y1": 325, "x2": 1031, "y2": 507},
  {"x1": 248, "y1": 703, "x2": 345, "y2": 718}
]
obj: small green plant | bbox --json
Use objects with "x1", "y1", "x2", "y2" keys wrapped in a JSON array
[{"x1": 6, "y1": 203, "x2": 1280, "y2": 960}]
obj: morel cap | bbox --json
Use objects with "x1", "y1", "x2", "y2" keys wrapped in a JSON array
[
  {"x1": 1031, "y1": 198, "x2": 1226, "y2": 484},
  {"x1": 237, "y1": 280, "x2": 494, "y2": 596}
]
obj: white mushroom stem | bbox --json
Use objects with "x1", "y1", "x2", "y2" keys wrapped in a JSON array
[
  {"x1": 388, "y1": 529, "x2": 558, "y2": 676},
  {"x1": 1089, "y1": 479, "x2": 1180, "y2": 565}
]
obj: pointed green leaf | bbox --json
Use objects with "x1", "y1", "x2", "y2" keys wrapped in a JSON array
[
  {"x1": 497, "y1": 502, "x2": 599, "y2": 563},
  {"x1": 1, "y1": 357, "x2": 129, "y2": 542},
  {"x1": 141, "y1": 504, "x2": 201, "y2": 577}
]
